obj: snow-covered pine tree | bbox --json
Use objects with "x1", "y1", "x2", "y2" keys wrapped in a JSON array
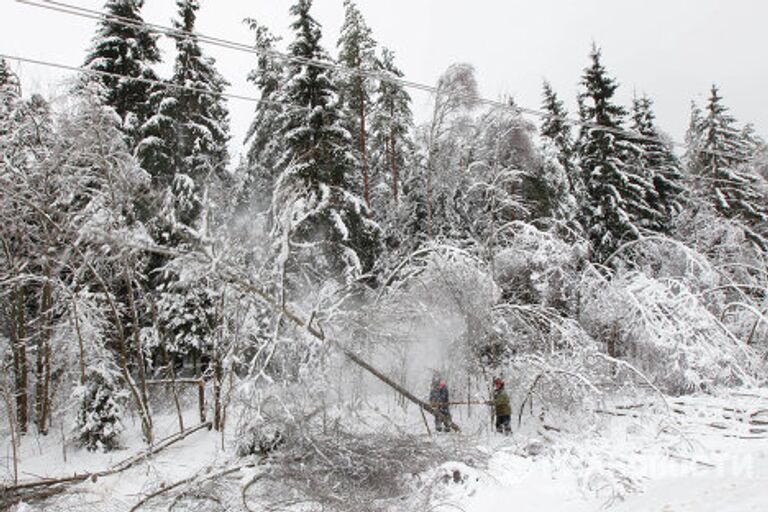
[
  {"x1": 687, "y1": 85, "x2": 768, "y2": 240},
  {"x1": 370, "y1": 47, "x2": 414, "y2": 207},
  {"x1": 540, "y1": 80, "x2": 580, "y2": 201},
  {"x1": 273, "y1": 0, "x2": 382, "y2": 286},
  {"x1": 82, "y1": 0, "x2": 160, "y2": 145},
  {"x1": 577, "y1": 46, "x2": 656, "y2": 262},
  {"x1": 75, "y1": 362, "x2": 125, "y2": 452},
  {"x1": 630, "y1": 95, "x2": 687, "y2": 233},
  {"x1": 337, "y1": 0, "x2": 377, "y2": 207},
  {"x1": 242, "y1": 21, "x2": 285, "y2": 208}
]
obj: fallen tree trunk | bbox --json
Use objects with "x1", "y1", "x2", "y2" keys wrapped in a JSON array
[
  {"x1": 112, "y1": 239, "x2": 464, "y2": 432},
  {"x1": 0, "y1": 421, "x2": 212, "y2": 508},
  {"x1": 339, "y1": 346, "x2": 461, "y2": 432},
  {"x1": 223, "y1": 269, "x2": 462, "y2": 432}
]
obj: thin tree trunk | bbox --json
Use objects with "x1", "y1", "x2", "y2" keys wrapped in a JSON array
[
  {"x1": 95, "y1": 267, "x2": 152, "y2": 445},
  {"x1": 35, "y1": 273, "x2": 53, "y2": 434},
  {"x1": 9, "y1": 326, "x2": 22, "y2": 427},
  {"x1": 213, "y1": 354, "x2": 222, "y2": 432},
  {"x1": 164, "y1": 349, "x2": 184, "y2": 433},
  {"x1": 212, "y1": 293, "x2": 225, "y2": 432},
  {"x1": 124, "y1": 267, "x2": 153, "y2": 444},
  {"x1": 198, "y1": 378, "x2": 206, "y2": 424},
  {"x1": 71, "y1": 291, "x2": 86, "y2": 385},
  {"x1": 389, "y1": 132, "x2": 398, "y2": 202},
  {"x1": 426, "y1": 157, "x2": 433, "y2": 237},
  {"x1": 2, "y1": 382, "x2": 19, "y2": 485},
  {"x1": 14, "y1": 287, "x2": 28, "y2": 434},
  {"x1": 359, "y1": 99, "x2": 370, "y2": 208},
  {"x1": 467, "y1": 373, "x2": 471, "y2": 417}
]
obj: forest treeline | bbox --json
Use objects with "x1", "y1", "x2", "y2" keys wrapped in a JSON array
[{"x1": 1, "y1": 0, "x2": 767, "y2": 452}]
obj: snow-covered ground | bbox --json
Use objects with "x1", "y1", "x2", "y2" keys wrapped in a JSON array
[
  {"x1": 3, "y1": 389, "x2": 768, "y2": 511},
  {"x1": 429, "y1": 390, "x2": 768, "y2": 512},
  {"x1": 431, "y1": 425, "x2": 767, "y2": 512}
]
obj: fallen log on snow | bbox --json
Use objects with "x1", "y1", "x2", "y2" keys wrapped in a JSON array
[{"x1": 0, "y1": 421, "x2": 212, "y2": 509}]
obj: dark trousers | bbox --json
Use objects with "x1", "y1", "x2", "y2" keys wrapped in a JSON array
[
  {"x1": 434, "y1": 409, "x2": 451, "y2": 432},
  {"x1": 495, "y1": 414, "x2": 511, "y2": 434}
]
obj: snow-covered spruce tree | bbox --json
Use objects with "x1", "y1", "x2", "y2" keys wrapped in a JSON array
[
  {"x1": 75, "y1": 362, "x2": 125, "y2": 452},
  {"x1": 139, "y1": 2, "x2": 230, "y2": 382},
  {"x1": 337, "y1": 0, "x2": 377, "y2": 207},
  {"x1": 540, "y1": 80, "x2": 581, "y2": 202},
  {"x1": 242, "y1": 21, "x2": 285, "y2": 208},
  {"x1": 577, "y1": 46, "x2": 656, "y2": 262},
  {"x1": 515, "y1": 85, "x2": 577, "y2": 222},
  {"x1": 370, "y1": 47, "x2": 414, "y2": 208},
  {"x1": 82, "y1": 0, "x2": 160, "y2": 145},
  {"x1": 398, "y1": 157, "x2": 430, "y2": 252},
  {"x1": 149, "y1": 184, "x2": 216, "y2": 361},
  {"x1": 139, "y1": 0, "x2": 230, "y2": 197},
  {"x1": 686, "y1": 85, "x2": 768, "y2": 243},
  {"x1": 273, "y1": 0, "x2": 381, "y2": 287},
  {"x1": 0, "y1": 58, "x2": 21, "y2": 122},
  {"x1": 683, "y1": 100, "x2": 704, "y2": 169},
  {"x1": 741, "y1": 124, "x2": 768, "y2": 181},
  {"x1": 630, "y1": 95, "x2": 687, "y2": 233},
  {"x1": 519, "y1": 148, "x2": 574, "y2": 222}
]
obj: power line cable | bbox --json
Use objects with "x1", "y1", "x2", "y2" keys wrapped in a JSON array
[
  {"x1": 14, "y1": 1, "x2": 678, "y2": 141},
  {"x1": 0, "y1": 53, "x2": 293, "y2": 110},
  {"x1": 11, "y1": 0, "x2": 755, "y2": 161}
]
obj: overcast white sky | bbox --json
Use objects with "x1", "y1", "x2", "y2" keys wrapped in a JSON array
[{"x1": 2, "y1": 0, "x2": 767, "y2": 160}]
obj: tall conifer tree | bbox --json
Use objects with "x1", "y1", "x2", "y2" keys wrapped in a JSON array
[
  {"x1": 370, "y1": 48, "x2": 413, "y2": 205},
  {"x1": 139, "y1": 0, "x2": 230, "y2": 207},
  {"x1": 631, "y1": 95, "x2": 686, "y2": 233},
  {"x1": 687, "y1": 86, "x2": 767, "y2": 233},
  {"x1": 243, "y1": 22, "x2": 285, "y2": 206},
  {"x1": 273, "y1": 0, "x2": 381, "y2": 284},
  {"x1": 138, "y1": 0, "x2": 230, "y2": 365},
  {"x1": 83, "y1": 0, "x2": 160, "y2": 144},
  {"x1": 337, "y1": 0, "x2": 377, "y2": 207},
  {"x1": 577, "y1": 47, "x2": 655, "y2": 261},
  {"x1": 540, "y1": 81, "x2": 580, "y2": 201}
]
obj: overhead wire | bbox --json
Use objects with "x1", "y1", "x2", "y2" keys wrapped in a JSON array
[
  {"x1": 0, "y1": 53, "x2": 292, "y2": 110},
  {"x1": 9, "y1": 0, "x2": 755, "y2": 162}
]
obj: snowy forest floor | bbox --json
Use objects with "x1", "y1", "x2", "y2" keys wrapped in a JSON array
[{"x1": 3, "y1": 388, "x2": 768, "y2": 512}]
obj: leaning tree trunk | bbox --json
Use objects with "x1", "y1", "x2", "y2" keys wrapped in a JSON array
[
  {"x1": 227, "y1": 271, "x2": 462, "y2": 432},
  {"x1": 125, "y1": 267, "x2": 153, "y2": 444}
]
